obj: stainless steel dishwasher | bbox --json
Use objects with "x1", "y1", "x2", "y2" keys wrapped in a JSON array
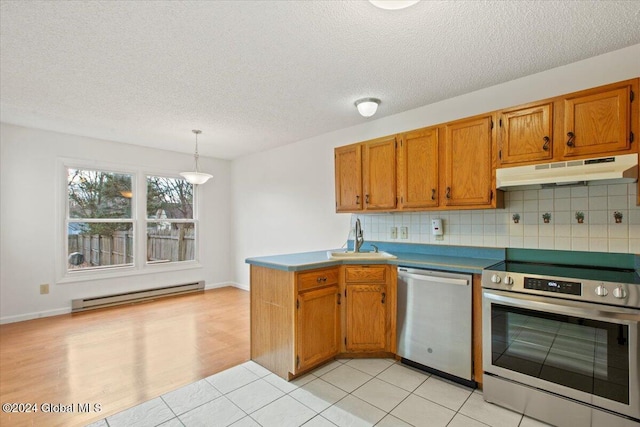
[{"x1": 396, "y1": 266, "x2": 474, "y2": 387}]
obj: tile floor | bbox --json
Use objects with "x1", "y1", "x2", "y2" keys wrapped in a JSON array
[{"x1": 86, "y1": 358, "x2": 550, "y2": 427}]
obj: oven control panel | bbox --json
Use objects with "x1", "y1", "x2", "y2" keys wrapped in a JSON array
[
  {"x1": 481, "y1": 266, "x2": 638, "y2": 307},
  {"x1": 524, "y1": 277, "x2": 581, "y2": 295}
]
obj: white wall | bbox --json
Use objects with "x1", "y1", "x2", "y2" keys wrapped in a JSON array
[
  {"x1": 0, "y1": 124, "x2": 232, "y2": 323},
  {"x1": 231, "y1": 44, "x2": 640, "y2": 287}
]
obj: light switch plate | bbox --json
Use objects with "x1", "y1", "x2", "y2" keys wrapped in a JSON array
[{"x1": 400, "y1": 226, "x2": 408, "y2": 239}]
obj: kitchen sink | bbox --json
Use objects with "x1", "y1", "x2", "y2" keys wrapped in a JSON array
[{"x1": 327, "y1": 250, "x2": 397, "y2": 260}]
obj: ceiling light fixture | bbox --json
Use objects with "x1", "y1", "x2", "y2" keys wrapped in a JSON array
[
  {"x1": 180, "y1": 130, "x2": 213, "y2": 185},
  {"x1": 355, "y1": 98, "x2": 381, "y2": 118},
  {"x1": 369, "y1": 0, "x2": 420, "y2": 10}
]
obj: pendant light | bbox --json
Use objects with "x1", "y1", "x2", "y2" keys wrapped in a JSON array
[
  {"x1": 180, "y1": 130, "x2": 213, "y2": 185},
  {"x1": 355, "y1": 98, "x2": 381, "y2": 117}
]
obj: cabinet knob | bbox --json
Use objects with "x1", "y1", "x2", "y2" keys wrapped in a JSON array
[
  {"x1": 566, "y1": 132, "x2": 575, "y2": 147},
  {"x1": 542, "y1": 136, "x2": 550, "y2": 151}
]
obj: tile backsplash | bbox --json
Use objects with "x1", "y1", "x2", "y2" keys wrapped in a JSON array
[{"x1": 352, "y1": 183, "x2": 639, "y2": 254}]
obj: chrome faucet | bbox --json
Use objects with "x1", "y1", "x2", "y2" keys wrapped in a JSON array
[{"x1": 354, "y1": 218, "x2": 364, "y2": 252}]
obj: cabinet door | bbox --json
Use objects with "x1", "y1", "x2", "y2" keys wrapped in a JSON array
[
  {"x1": 363, "y1": 136, "x2": 397, "y2": 210},
  {"x1": 296, "y1": 285, "x2": 340, "y2": 372},
  {"x1": 498, "y1": 102, "x2": 553, "y2": 166},
  {"x1": 563, "y1": 86, "x2": 632, "y2": 158},
  {"x1": 398, "y1": 127, "x2": 438, "y2": 208},
  {"x1": 444, "y1": 115, "x2": 494, "y2": 207},
  {"x1": 345, "y1": 284, "x2": 386, "y2": 352},
  {"x1": 335, "y1": 144, "x2": 362, "y2": 212}
]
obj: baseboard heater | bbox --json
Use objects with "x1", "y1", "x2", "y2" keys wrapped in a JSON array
[{"x1": 71, "y1": 281, "x2": 205, "y2": 312}]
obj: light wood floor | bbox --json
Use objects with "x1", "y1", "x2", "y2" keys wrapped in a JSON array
[{"x1": 0, "y1": 286, "x2": 250, "y2": 427}]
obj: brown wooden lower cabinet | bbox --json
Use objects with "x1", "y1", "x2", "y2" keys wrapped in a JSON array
[
  {"x1": 251, "y1": 263, "x2": 480, "y2": 384},
  {"x1": 345, "y1": 283, "x2": 387, "y2": 351},
  {"x1": 296, "y1": 284, "x2": 340, "y2": 372},
  {"x1": 342, "y1": 265, "x2": 397, "y2": 355}
]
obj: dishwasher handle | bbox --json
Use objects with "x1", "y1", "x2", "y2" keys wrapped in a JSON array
[{"x1": 398, "y1": 271, "x2": 469, "y2": 286}]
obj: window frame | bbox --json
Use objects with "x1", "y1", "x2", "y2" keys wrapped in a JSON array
[
  {"x1": 66, "y1": 167, "x2": 136, "y2": 272},
  {"x1": 145, "y1": 174, "x2": 197, "y2": 265},
  {"x1": 57, "y1": 158, "x2": 202, "y2": 284}
]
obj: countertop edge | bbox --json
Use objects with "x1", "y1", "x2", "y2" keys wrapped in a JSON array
[{"x1": 246, "y1": 250, "x2": 501, "y2": 275}]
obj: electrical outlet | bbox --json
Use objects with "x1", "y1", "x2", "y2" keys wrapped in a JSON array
[
  {"x1": 390, "y1": 226, "x2": 398, "y2": 239},
  {"x1": 40, "y1": 284, "x2": 49, "y2": 295},
  {"x1": 400, "y1": 226, "x2": 408, "y2": 239}
]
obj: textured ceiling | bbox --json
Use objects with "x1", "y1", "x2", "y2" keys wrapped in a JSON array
[{"x1": 1, "y1": 1, "x2": 639, "y2": 159}]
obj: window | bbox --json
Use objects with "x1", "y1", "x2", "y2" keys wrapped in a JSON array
[
  {"x1": 65, "y1": 166, "x2": 198, "y2": 276},
  {"x1": 146, "y1": 176, "x2": 195, "y2": 264},
  {"x1": 67, "y1": 168, "x2": 134, "y2": 270}
]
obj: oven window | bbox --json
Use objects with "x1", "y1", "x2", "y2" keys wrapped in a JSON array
[{"x1": 490, "y1": 304, "x2": 629, "y2": 405}]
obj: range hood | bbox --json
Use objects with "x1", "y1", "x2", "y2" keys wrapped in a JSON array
[{"x1": 496, "y1": 153, "x2": 638, "y2": 190}]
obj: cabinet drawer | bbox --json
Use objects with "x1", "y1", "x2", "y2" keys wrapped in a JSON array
[
  {"x1": 344, "y1": 266, "x2": 387, "y2": 283},
  {"x1": 297, "y1": 268, "x2": 339, "y2": 292}
]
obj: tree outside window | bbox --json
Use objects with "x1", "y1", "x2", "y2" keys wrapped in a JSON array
[
  {"x1": 67, "y1": 168, "x2": 133, "y2": 270},
  {"x1": 146, "y1": 176, "x2": 196, "y2": 263}
]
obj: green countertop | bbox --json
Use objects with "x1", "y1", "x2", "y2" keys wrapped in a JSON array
[{"x1": 246, "y1": 243, "x2": 504, "y2": 275}]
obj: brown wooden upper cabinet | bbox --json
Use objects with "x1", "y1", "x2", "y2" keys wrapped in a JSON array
[
  {"x1": 362, "y1": 136, "x2": 397, "y2": 210},
  {"x1": 335, "y1": 144, "x2": 362, "y2": 212},
  {"x1": 335, "y1": 136, "x2": 397, "y2": 212},
  {"x1": 563, "y1": 83, "x2": 633, "y2": 158},
  {"x1": 335, "y1": 78, "x2": 638, "y2": 210},
  {"x1": 497, "y1": 78, "x2": 638, "y2": 167},
  {"x1": 443, "y1": 115, "x2": 496, "y2": 208},
  {"x1": 498, "y1": 101, "x2": 554, "y2": 165},
  {"x1": 397, "y1": 127, "x2": 439, "y2": 209}
]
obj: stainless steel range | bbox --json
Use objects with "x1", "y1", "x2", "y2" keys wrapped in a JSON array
[{"x1": 482, "y1": 261, "x2": 640, "y2": 427}]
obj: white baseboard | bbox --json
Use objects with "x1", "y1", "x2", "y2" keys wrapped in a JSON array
[
  {"x1": 230, "y1": 282, "x2": 249, "y2": 291},
  {"x1": 0, "y1": 281, "x2": 250, "y2": 324},
  {"x1": 205, "y1": 281, "x2": 249, "y2": 291},
  {"x1": 0, "y1": 307, "x2": 71, "y2": 325}
]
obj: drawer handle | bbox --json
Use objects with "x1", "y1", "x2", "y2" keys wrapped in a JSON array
[
  {"x1": 356, "y1": 195, "x2": 360, "y2": 204},
  {"x1": 431, "y1": 188, "x2": 436, "y2": 200},
  {"x1": 381, "y1": 292, "x2": 386, "y2": 304},
  {"x1": 542, "y1": 136, "x2": 550, "y2": 151},
  {"x1": 446, "y1": 187, "x2": 451, "y2": 199},
  {"x1": 365, "y1": 194, "x2": 370, "y2": 204},
  {"x1": 337, "y1": 293, "x2": 341, "y2": 305}
]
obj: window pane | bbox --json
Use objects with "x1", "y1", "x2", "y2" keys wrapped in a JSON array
[
  {"x1": 146, "y1": 176, "x2": 193, "y2": 219},
  {"x1": 147, "y1": 222, "x2": 195, "y2": 263},
  {"x1": 68, "y1": 169, "x2": 132, "y2": 219},
  {"x1": 67, "y1": 222, "x2": 134, "y2": 270}
]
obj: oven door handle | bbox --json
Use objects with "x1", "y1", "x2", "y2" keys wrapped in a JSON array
[{"x1": 483, "y1": 290, "x2": 640, "y2": 323}]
